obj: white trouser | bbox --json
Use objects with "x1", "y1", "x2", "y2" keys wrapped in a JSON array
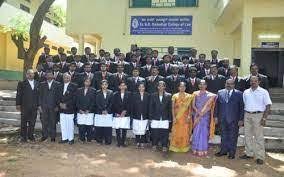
[{"x1": 60, "y1": 113, "x2": 74, "y2": 141}]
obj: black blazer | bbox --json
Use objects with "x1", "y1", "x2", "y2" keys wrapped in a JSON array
[
  {"x1": 227, "y1": 76, "x2": 246, "y2": 92},
  {"x1": 81, "y1": 55, "x2": 90, "y2": 63},
  {"x1": 145, "y1": 75, "x2": 164, "y2": 93},
  {"x1": 67, "y1": 71, "x2": 80, "y2": 84},
  {"x1": 39, "y1": 80, "x2": 61, "y2": 109},
  {"x1": 204, "y1": 75, "x2": 226, "y2": 94},
  {"x1": 95, "y1": 89, "x2": 113, "y2": 114},
  {"x1": 37, "y1": 54, "x2": 48, "y2": 65},
  {"x1": 218, "y1": 67, "x2": 230, "y2": 77},
  {"x1": 16, "y1": 80, "x2": 39, "y2": 110},
  {"x1": 140, "y1": 65, "x2": 152, "y2": 78},
  {"x1": 66, "y1": 55, "x2": 75, "y2": 63},
  {"x1": 159, "y1": 64, "x2": 172, "y2": 77},
  {"x1": 179, "y1": 65, "x2": 190, "y2": 78},
  {"x1": 60, "y1": 62, "x2": 69, "y2": 73},
  {"x1": 34, "y1": 71, "x2": 46, "y2": 82},
  {"x1": 111, "y1": 91, "x2": 131, "y2": 117},
  {"x1": 165, "y1": 75, "x2": 185, "y2": 94},
  {"x1": 75, "y1": 87, "x2": 96, "y2": 113},
  {"x1": 58, "y1": 83, "x2": 77, "y2": 114},
  {"x1": 93, "y1": 71, "x2": 113, "y2": 90},
  {"x1": 131, "y1": 92, "x2": 150, "y2": 120},
  {"x1": 77, "y1": 72, "x2": 95, "y2": 88},
  {"x1": 126, "y1": 76, "x2": 145, "y2": 92},
  {"x1": 186, "y1": 77, "x2": 201, "y2": 94},
  {"x1": 53, "y1": 72, "x2": 63, "y2": 83},
  {"x1": 109, "y1": 73, "x2": 129, "y2": 92},
  {"x1": 149, "y1": 92, "x2": 172, "y2": 121}
]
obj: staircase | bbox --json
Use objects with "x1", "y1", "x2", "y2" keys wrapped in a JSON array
[
  {"x1": 270, "y1": 88, "x2": 284, "y2": 103},
  {"x1": 1, "y1": 90, "x2": 284, "y2": 149}
]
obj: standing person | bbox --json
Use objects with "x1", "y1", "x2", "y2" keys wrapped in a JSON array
[
  {"x1": 93, "y1": 63, "x2": 113, "y2": 90},
  {"x1": 169, "y1": 82, "x2": 193, "y2": 152},
  {"x1": 131, "y1": 83, "x2": 150, "y2": 149},
  {"x1": 210, "y1": 50, "x2": 220, "y2": 66},
  {"x1": 34, "y1": 64, "x2": 46, "y2": 82},
  {"x1": 146, "y1": 66, "x2": 164, "y2": 93},
  {"x1": 141, "y1": 56, "x2": 153, "y2": 78},
  {"x1": 228, "y1": 65, "x2": 246, "y2": 92},
  {"x1": 186, "y1": 67, "x2": 201, "y2": 94},
  {"x1": 215, "y1": 79, "x2": 244, "y2": 159},
  {"x1": 149, "y1": 81, "x2": 172, "y2": 155},
  {"x1": 112, "y1": 81, "x2": 131, "y2": 147},
  {"x1": 191, "y1": 80, "x2": 217, "y2": 157},
  {"x1": 94, "y1": 80, "x2": 113, "y2": 145},
  {"x1": 159, "y1": 55, "x2": 172, "y2": 77},
  {"x1": 245, "y1": 63, "x2": 269, "y2": 90},
  {"x1": 58, "y1": 73, "x2": 77, "y2": 145},
  {"x1": 204, "y1": 64, "x2": 226, "y2": 94},
  {"x1": 66, "y1": 47, "x2": 77, "y2": 63},
  {"x1": 81, "y1": 47, "x2": 92, "y2": 63},
  {"x1": 126, "y1": 67, "x2": 145, "y2": 93},
  {"x1": 16, "y1": 69, "x2": 39, "y2": 142},
  {"x1": 109, "y1": 64, "x2": 129, "y2": 92},
  {"x1": 76, "y1": 78, "x2": 96, "y2": 143},
  {"x1": 165, "y1": 65, "x2": 184, "y2": 94},
  {"x1": 240, "y1": 76, "x2": 272, "y2": 165},
  {"x1": 38, "y1": 47, "x2": 50, "y2": 65},
  {"x1": 39, "y1": 70, "x2": 61, "y2": 142}
]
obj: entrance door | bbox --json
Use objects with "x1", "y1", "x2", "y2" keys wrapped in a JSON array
[{"x1": 252, "y1": 48, "x2": 284, "y2": 88}]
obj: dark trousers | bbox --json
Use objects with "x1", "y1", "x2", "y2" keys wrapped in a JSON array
[
  {"x1": 135, "y1": 135, "x2": 146, "y2": 144},
  {"x1": 78, "y1": 125, "x2": 92, "y2": 141},
  {"x1": 220, "y1": 120, "x2": 239, "y2": 156},
  {"x1": 152, "y1": 128, "x2": 169, "y2": 148},
  {"x1": 96, "y1": 127, "x2": 112, "y2": 144},
  {"x1": 40, "y1": 107, "x2": 57, "y2": 139},
  {"x1": 115, "y1": 129, "x2": 127, "y2": 145},
  {"x1": 20, "y1": 108, "x2": 37, "y2": 140}
]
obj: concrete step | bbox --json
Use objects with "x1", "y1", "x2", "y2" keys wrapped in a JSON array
[
  {"x1": 0, "y1": 100, "x2": 15, "y2": 106},
  {"x1": 265, "y1": 120, "x2": 284, "y2": 128},
  {"x1": 238, "y1": 135, "x2": 284, "y2": 150},
  {"x1": 239, "y1": 126, "x2": 284, "y2": 137},
  {"x1": 0, "y1": 111, "x2": 20, "y2": 119},
  {"x1": 0, "y1": 105, "x2": 17, "y2": 112}
]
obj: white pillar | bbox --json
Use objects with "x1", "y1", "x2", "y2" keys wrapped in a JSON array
[{"x1": 78, "y1": 34, "x2": 85, "y2": 55}]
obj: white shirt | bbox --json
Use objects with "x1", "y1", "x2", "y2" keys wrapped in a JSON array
[
  {"x1": 121, "y1": 93, "x2": 125, "y2": 101},
  {"x1": 63, "y1": 82, "x2": 69, "y2": 94},
  {"x1": 205, "y1": 69, "x2": 210, "y2": 75},
  {"x1": 48, "y1": 80, "x2": 53, "y2": 89},
  {"x1": 159, "y1": 95, "x2": 163, "y2": 102},
  {"x1": 243, "y1": 86, "x2": 272, "y2": 112},
  {"x1": 103, "y1": 91, "x2": 107, "y2": 99},
  {"x1": 28, "y1": 79, "x2": 34, "y2": 90}
]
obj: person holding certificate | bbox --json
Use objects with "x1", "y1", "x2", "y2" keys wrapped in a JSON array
[
  {"x1": 75, "y1": 78, "x2": 96, "y2": 143},
  {"x1": 94, "y1": 80, "x2": 114, "y2": 145},
  {"x1": 149, "y1": 81, "x2": 172, "y2": 155},
  {"x1": 131, "y1": 83, "x2": 150, "y2": 149},
  {"x1": 112, "y1": 81, "x2": 131, "y2": 147}
]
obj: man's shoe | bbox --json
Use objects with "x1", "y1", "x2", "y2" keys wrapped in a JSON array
[
  {"x1": 256, "y1": 159, "x2": 264, "y2": 165},
  {"x1": 40, "y1": 137, "x2": 48, "y2": 142},
  {"x1": 58, "y1": 140, "x2": 68, "y2": 144},
  {"x1": 239, "y1": 154, "x2": 253, "y2": 159},
  {"x1": 51, "y1": 138, "x2": 56, "y2": 142},
  {"x1": 215, "y1": 151, "x2": 227, "y2": 157},
  {"x1": 228, "y1": 155, "x2": 235, "y2": 159},
  {"x1": 20, "y1": 138, "x2": 27, "y2": 143},
  {"x1": 69, "y1": 140, "x2": 74, "y2": 145},
  {"x1": 28, "y1": 136, "x2": 35, "y2": 142}
]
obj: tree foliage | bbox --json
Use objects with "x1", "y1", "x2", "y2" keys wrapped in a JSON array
[{"x1": 47, "y1": 5, "x2": 66, "y2": 27}]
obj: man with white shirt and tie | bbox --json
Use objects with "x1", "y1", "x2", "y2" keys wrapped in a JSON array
[
  {"x1": 126, "y1": 67, "x2": 145, "y2": 92},
  {"x1": 186, "y1": 67, "x2": 201, "y2": 94},
  {"x1": 204, "y1": 64, "x2": 226, "y2": 94},
  {"x1": 78, "y1": 63, "x2": 94, "y2": 87},
  {"x1": 16, "y1": 69, "x2": 39, "y2": 142},
  {"x1": 141, "y1": 56, "x2": 153, "y2": 78},
  {"x1": 227, "y1": 65, "x2": 246, "y2": 92},
  {"x1": 165, "y1": 65, "x2": 185, "y2": 94},
  {"x1": 39, "y1": 70, "x2": 61, "y2": 142},
  {"x1": 146, "y1": 66, "x2": 164, "y2": 93},
  {"x1": 240, "y1": 76, "x2": 272, "y2": 165},
  {"x1": 58, "y1": 73, "x2": 77, "y2": 145},
  {"x1": 159, "y1": 55, "x2": 172, "y2": 77}
]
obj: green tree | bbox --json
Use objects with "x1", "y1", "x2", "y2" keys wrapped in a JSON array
[{"x1": 48, "y1": 5, "x2": 66, "y2": 27}]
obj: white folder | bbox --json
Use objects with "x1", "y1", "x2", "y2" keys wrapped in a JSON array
[
  {"x1": 132, "y1": 119, "x2": 149, "y2": 135},
  {"x1": 94, "y1": 114, "x2": 113, "y2": 127},
  {"x1": 150, "y1": 120, "x2": 169, "y2": 129},
  {"x1": 113, "y1": 116, "x2": 130, "y2": 129},
  {"x1": 77, "y1": 113, "x2": 94, "y2": 125}
]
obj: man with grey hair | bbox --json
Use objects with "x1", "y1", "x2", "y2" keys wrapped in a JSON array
[
  {"x1": 240, "y1": 76, "x2": 272, "y2": 165},
  {"x1": 58, "y1": 73, "x2": 77, "y2": 145},
  {"x1": 16, "y1": 69, "x2": 39, "y2": 142}
]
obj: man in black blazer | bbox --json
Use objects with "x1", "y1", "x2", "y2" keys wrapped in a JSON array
[
  {"x1": 59, "y1": 54, "x2": 69, "y2": 73},
  {"x1": 77, "y1": 63, "x2": 94, "y2": 88},
  {"x1": 126, "y1": 67, "x2": 145, "y2": 93},
  {"x1": 149, "y1": 81, "x2": 172, "y2": 154},
  {"x1": 37, "y1": 47, "x2": 50, "y2": 65},
  {"x1": 159, "y1": 55, "x2": 172, "y2": 77},
  {"x1": 204, "y1": 64, "x2": 226, "y2": 94},
  {"x1": 152, "y1": 50, "x2": 163, "y2": 66},
  {"x1": 95, "y1": 80, "x2": 113, "y2": 145},
  {"x1": 67, "y1": 62, "x2": 80, "y2": 84},
  {"x1": 34, "y1": 64, "x2": 46, "y2": 83},
  {"x1": 197, "y1": 60, "x2": 211, "y2": 79},
  {"x1": 218, "y1": 59, "x2": 230, "y2": 77},
  {"x1": 112, "y1": 81, "x2": 132, "y2": 147},
  {"x1": 146, "y1": 66, "x2": 164, "y2": 93},
  {"x1": 66, "y1": 47, "x2": 77, "y2": 63},
  {"x1": 140, "y1": 56, "x2": 153, "y2": 78},
  {"x1": 58, "y1": 73, "x2": 77, "y2": 144},
  {"x1": 109, "y1": 64, "x2": 129, "y2": 91},
  {"x1": 39, "y1": 70, "x2": 61, "y2": 142},
  {"x1": 80, "y1": 47, "x2": 92, "y2": 64},
  {"x1": 165, "y1": 65, "x2": 185, "y2": 94},
  {"x1": 52, "y1": 64, "x2": 63, "y2": 83},
  {"x1": 93, "y1": 63, "x2": 113, "y2": 90},
  {"x1": 16, "y1": 69, "x2": 39, "y2": 142},
  {"x1": 244, "y1": 63, "x2": 269, "y2": 90},
  {"x1": 186, "y1": 67, "x2": 201, "y2": 94},
  {"x1": 227, "y1": 65, "x2": 246, "y2": 92}
]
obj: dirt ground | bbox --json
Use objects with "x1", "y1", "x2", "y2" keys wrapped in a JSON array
[{"x1": 0, "y1": 134, "x2": 283, "y2": 177}]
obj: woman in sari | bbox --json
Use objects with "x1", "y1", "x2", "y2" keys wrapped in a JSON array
[
  {"x1": 191, "y1": 80, "x2": 217, "y2": 156},
  {"x1": 169, "y1": 82, "x2": 193, "y2": 152}
]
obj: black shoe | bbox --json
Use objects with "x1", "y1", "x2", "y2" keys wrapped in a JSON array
[
  {"x1": 59, "y1": 140, "x2": 68, "y2": 144},
  {"x1": 228, "y1": 155, "x2": 235, "y2": 159},
  {"x1": 69, "y1": 140, "x2": 74, "y2": 145},
  {"x1": 117, "y1": 143, "x2": 121, "y2": 147},
  {"x1": 40, "y1": 137, "x2": 48, "y2": 142},
  {"x1": 20, "y1": 138, "x2": 27, "y2": 143},
  {"x1": 239, "y1": 154, "x2": 253, "y2": 160},
  {"x1": 28, "y1": 136, "x2": 35, "y2": 142},
  {"x1": 256, "y1": 159, "x2": 264, "y2": 165},
  {"x1": 215, "y1": 151, "x2": 227, "y2": 157},
  {"x1": 87, "y1": 139, "x2": 92, "y2": 142},
  {"x1": 51, "y1": 138, "x2": 56, "y2": 142},
  {"x1": 121, "y1": 144, "x2": 127, "y2": 147}
]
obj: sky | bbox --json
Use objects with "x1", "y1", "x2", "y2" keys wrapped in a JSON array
[{"x1": 54, "y1": 0, "x2": 67, "y2": 10}]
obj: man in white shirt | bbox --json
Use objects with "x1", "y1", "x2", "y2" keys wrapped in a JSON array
[{"x1": 240, "y1": 76, "x2": 272, "y2": 165}]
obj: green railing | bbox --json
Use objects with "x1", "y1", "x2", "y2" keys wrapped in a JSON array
[{"x1": 129, "y1": 0, "x2": 199, "y2": 8}]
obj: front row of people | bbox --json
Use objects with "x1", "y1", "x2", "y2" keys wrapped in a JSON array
[{"x1": 16, "y1": 69, "x2": 271, "y2": 165}]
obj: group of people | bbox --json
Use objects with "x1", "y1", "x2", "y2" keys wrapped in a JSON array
[{"x1": 16, "y1": 45, "x2": 272, "y2": 165}]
